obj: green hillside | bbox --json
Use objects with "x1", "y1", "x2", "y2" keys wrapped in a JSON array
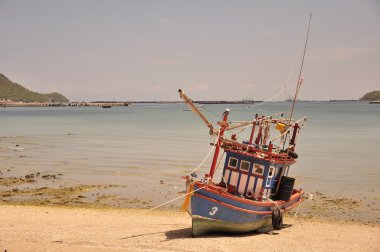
[
  {"x1": 360, "y1": 91, "x2": 380, "y2": 101},
  {"x1": 0, "y1": 74, "x2": 69, "y2": 102}
]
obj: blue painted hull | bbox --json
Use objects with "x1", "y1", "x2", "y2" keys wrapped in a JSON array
[{"x1": 189, "y1": 183, "x2": 304, "y2": 236}]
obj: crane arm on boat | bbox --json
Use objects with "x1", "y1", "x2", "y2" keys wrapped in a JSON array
[{"x1": 178, "y1": 89, "x2": 216, "y2": 135}]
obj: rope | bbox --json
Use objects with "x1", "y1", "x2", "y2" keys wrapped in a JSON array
[
  {"x1": 291, "y1": 197, "x2": 303, "y2": 224},
  {"x1": 49, "y1": 183, "x2": 208, "y2": 251},
  {"x1": 229, "y1": 17, "x2": 311, "y2": 113},
  {"x1": 229, "y1": 86, "x2": 287, "y2": 111},
  {"x1": 197, "y1": 15, "x2": 312, "y2": 116},
  {"x1": 284, "y1": 15, "x2": 312, "y2": 103},
  {"x1": 201, "y1": 105, "x2": 224, "y2": 120},
  {"x1": 290, "y1": 191, "x2": 313, "y2": 224},
  {"x1": 230, "y1": 123, "x2": 252, "y2": 136},
  {"x1": 139, "y1": 184, "x2": 208, "y2": 214},
  {"x1": 213, "y1": 150, "x2": 225, "y2": 175},
  {"x1": 190, "y1": 130, "x2": 220, "y2": 174},
  {"x1": 262, "y1": 195, "x2": 280, "y2": 210},
  {"x1": 48, "y1": 138, "x2": 220, "y2": 251}
]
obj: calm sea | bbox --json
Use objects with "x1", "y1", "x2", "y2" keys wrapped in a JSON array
[{"x1": 1, "y1": 102, "x2": 379, "y2": 201}]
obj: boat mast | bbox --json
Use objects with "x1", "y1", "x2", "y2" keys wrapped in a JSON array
[
  {"x1": 284, "y1": 13, "x2": 312, "y2": 149},
  {"x1": 275, "y1": 13, "x2": 312, "y2": 196}
]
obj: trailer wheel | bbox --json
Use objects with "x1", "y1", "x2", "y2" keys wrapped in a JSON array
[{"x1": 272, "y1": 208, "x2": 283, "y2": 230}]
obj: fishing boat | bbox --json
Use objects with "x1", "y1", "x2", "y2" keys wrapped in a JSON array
[
  {"x1": 179, "y1": 89, "x2": 306, "y2": 236},
  {"x1": 179, "y1": 14, "x2": 311, "y2": 236}
]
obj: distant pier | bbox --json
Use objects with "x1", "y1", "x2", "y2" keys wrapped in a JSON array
[{"x1": 0, "y1": 101, "x2": 132, "y2": 107}]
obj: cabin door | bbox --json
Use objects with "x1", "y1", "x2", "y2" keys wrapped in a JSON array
[
  {"x1": 253, "y1": 178, "x2": 263, "y2": 198},
  {"x1": 265, "y1": 166, "x2": 275, "y2": 188}
]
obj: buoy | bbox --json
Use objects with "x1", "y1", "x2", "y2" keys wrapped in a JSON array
[{"x1": 275, "y1": 122, "x2": 286, "y2": 133}]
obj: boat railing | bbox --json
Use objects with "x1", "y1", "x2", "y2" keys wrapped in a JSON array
[{"x1": 221, "y1": 139, "x2": 296, "y2": 162}]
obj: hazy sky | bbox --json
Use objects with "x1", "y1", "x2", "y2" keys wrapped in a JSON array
[{"x1": 1, "y1": 0, "x2": 379, "y2": 101}]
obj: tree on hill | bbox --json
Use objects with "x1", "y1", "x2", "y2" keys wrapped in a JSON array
[
  {"x1": 360, "y1": 91, "x2": 380, "y2": 101},
  {"x1": 0, "y1": 73, "x2": 69, "y2": 102}
]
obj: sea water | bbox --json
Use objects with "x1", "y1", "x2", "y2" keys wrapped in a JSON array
[{"x1": 0, "y1": 102, "x2": 379, "y2": 201}]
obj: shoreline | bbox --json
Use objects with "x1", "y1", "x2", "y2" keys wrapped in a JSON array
[
  {"x1": 0, "y1": 100, "x2": 371, "y2": 108},
  {"x1": 1, "y1": 181, "x2": 379, "y2": 225},
  {"x1": 1, "y1": 204, "x2": 379, "y2": 251},
  {"x1": 0, "y1": 101, "x2": 131, "y2": 107},
  {"x1": 1, "y1": 170, "x2": 379, "y2": 225},
  {"x1": 1, "y1": 201, "x2": 379, "y2": 227}
]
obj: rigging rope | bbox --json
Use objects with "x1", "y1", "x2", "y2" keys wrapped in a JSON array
[
  {"x1": 213, "y1": 150, "x2": 226, "y2": 175},
  {"x1": 229, "y1": 86, "x2": 287, "y2": 111},
  {"x1": 190, "y1": 130, "x2": 220, "y2": 174},
  {"x1": 48, "y1": 184, "x2": 208, "y2": 252},
  {"x1": 201, "y1": 105, "x2": 225, "y2": 120},
  {"x1": 49, "y1": 134, "x2": 221, "y2": 251},
  {"x1": 203, "y1": 14, "x2": 313, "y2": 115}
]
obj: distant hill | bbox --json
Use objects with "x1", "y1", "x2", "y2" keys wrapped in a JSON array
[
  {"x1": 360, "y1": 91, "x2": 380, "y2": 101},
  {"x1": 0, "y1": 74, "x2": 69, "y2": 102}
]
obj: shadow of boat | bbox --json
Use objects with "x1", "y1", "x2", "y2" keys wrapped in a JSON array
[{"x1": 164, "y1": 224, "x2": 293, "y2": 240}]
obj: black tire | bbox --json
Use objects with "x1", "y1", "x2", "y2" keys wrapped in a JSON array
[
  {"x1": 272, "y1": 208, "x2": 283, "y2": 230},
  {"x1": 288, "y1": 150, "x2": 298, "y2": 159}
]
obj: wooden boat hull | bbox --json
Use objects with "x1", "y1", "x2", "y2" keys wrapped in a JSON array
[
  {"x1": 188, "y1": 182, "x2": 304, "y2": 236},
  {"x1": 192, "y1": 215, "x2": 272, "y2": 236}
]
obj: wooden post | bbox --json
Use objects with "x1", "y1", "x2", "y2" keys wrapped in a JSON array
[
  {"x1": 268, "y1": 142, "x2": 273, "y2": 159},
  {"x1": 290, "y1": 123, "x2": 299, "y2": 149},
  {"x1": 248, "y1": 114, "x2": 258, "y2": 145},
  {"x1": 209, "y1": 109, "x2": 229, "y2": 180},
  {"x1": 254, "y1": 116, "x2": 263, "y2": 145}
]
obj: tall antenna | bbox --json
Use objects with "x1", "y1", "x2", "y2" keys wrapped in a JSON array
[{"x1": 286, "y1": 12, "x2": 312, "y2": 140}]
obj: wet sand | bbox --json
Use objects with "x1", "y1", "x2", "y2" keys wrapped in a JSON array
[
  {"x1": 0, "y1": 205, "x2": 379, "y2": 252},
  {"x1": 1, "y1": 169, "x2": 379, "y2": 223}
]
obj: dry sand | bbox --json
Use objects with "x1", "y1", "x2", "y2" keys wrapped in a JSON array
[{"x1": 0, "y1": 205, "x2": 379, "y2": 252}]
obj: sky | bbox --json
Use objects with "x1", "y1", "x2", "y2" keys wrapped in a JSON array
[{"x1": 0, "y1": 0, "x2": 379, "y2": 101}]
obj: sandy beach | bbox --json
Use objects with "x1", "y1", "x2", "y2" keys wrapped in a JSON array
[
  {"x1": 0, "y1": 205, "x2": 379, "y2": 252},
  {"x1": 0, "y1": 165, "x2": 379, "y2": 251}
]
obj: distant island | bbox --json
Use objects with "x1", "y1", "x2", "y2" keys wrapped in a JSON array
[
  {"x1": 360, "y1": 91, "x2": 380, "y2": 102},
  {"x1": 2, "y1": 72, "x2": 379, "y2": 106},
  {"x1": 0, "y1": 73, "x2": 69, "y2": 103}
]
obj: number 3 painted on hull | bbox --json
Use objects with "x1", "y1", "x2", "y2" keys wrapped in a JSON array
[{"x1": 209, "y1": 206, "x2": 218, "y2": 216}]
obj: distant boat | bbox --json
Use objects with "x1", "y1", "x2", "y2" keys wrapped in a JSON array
[
  {"x1": 369, "y1": 101, "x2": 380, "y2": 104},
  {"x1": 102, "y1": 105, "x2": 112, "y2": 108}
]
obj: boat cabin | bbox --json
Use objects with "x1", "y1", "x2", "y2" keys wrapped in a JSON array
[{"x1": 221, "y1": 150, "x2": 290, "y2": 200}]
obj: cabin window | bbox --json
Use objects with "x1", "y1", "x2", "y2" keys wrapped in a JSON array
[
  {"x1": 268, "y1": 166, "x2": 275, "y2": 177},
  {"x1": 240, "y1": 160, "x2": 250, "y2": 171},
  {"x1": 228, "y1": 157, "x2": 238, "y2": 169},
  {"x1": 252, "y1": 164, "x2": 264, "y2": 175}
]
